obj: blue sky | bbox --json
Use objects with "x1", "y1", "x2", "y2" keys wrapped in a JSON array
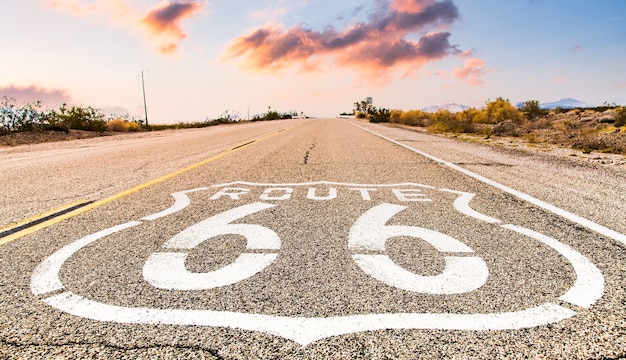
[{"x1": 1, "y1": 0, "x2": 625, "y2": 123}]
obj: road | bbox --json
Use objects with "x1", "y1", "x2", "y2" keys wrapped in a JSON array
[{"x1": 1, "y1": 118, "x2": 624, "y2": 359}]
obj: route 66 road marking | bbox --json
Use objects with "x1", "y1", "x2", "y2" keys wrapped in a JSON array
[{"x1": 30, "y1": 181, "x2": 604, "y2": 346}]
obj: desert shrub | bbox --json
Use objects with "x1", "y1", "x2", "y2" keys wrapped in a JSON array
[
  {"x1": 492, "y1": 120, "x2": 521, "y2": 136},
  {"x1": 390, "y1": 109, "x2": 403, "y2": 124},
  {"x1": 369, "y1": 108, "x2": 391, "y2": 123},
  {"x1": 553, "y1": 120, "x2": 581, "y2": 132},
  {"x1": 614, "y1": 107, "x2": 626, "y2": 127},
  {"x1": 520, "y1": 100, "x2": 548, "y2": 121},
  {"x1": 47, "y1": 104, "x2": 107, "y2": 131},
  {"x1": 427, "y1": 109, "x2": 468, "y2": 133},
  {"x1": 107, "y1": 119, "x2": 141, "y2": 132},
  {"x1": 474, "y1": 98, "x2": 524, "y2": 124},
  {"x1": 571, "y1": 132, "x2": 626, "y2": 154},
  {"x1": 0, "y1": 97, "x2": 45, "y2": 134},
  {"x1": 426, "y1": 109, "x2": 476, "y2": 134},
  {"x1": 400, "y1": 109, "x2": 429, "y2": 127}
]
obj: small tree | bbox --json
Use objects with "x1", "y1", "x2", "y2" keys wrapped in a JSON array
[
  {"x1": 354, "y1": 99, "x2": 374, "y2": 119},
  {"x1": 520, "y1": 100, "x2": 547, "y2": 121}
]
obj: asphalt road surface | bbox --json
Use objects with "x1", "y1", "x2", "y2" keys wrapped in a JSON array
[{"x1": 1, "y1": 118, "x2": 624, "y2": 359}]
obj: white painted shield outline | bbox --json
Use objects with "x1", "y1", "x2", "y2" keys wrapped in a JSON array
[{"x1": 30, "y1": 182, "x2": 604, "y2": 346}]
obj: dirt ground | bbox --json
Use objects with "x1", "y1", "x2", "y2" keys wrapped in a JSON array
[
  {"x1": 447, "y1": 131, "x2": 626, "y2": 169},
  {"x1": 0, "y1": 129, "x2": 107, "y2": 146}
]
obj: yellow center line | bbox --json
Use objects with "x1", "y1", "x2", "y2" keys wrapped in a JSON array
[
  {"x1": 0, "y1": 126, "x2": 293, "y2": 246},
  {"x1": 0, "y1": 199, "x2": 91, "y2": 234}
]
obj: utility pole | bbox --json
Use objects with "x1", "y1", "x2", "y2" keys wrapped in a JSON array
[{"x1": 141, "y1": 70, "x2": 148, "y2": 126}]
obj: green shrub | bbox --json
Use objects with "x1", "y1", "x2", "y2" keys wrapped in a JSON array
[
  {"x1": 47, "y1": 104, "x2": 107, "y2": 131},
  {"x1": 369, "y1": 108, "x2": 391, "y2": 123},
  {"x1": 520, "y1": 100, "x2": 548, "y2": 121}
]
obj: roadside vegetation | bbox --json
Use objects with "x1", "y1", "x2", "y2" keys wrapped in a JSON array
[
  {"x1": 0, "y1": 96, "x2": 299, "y2": 145},
  {"x1": 354, "y1": 97, "x2": 626, "y2": 154}
]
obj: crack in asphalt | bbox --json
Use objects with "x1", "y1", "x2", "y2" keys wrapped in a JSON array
[
  {"x1": 0, "y1": 339, "x2": 227, "y2": 359},
  {"x1": 303, "y1": 142, "x2": 317, "y2": 165}
]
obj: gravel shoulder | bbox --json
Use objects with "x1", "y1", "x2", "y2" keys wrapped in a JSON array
[{"x1": 355, "y1": 120, "x2": 626, "y2": 238}]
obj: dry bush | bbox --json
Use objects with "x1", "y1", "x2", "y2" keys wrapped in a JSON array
[
  {"x1": 570, "y1": 131, "x2": 626, "y2": 154},
  {"x1": 107, "y1": 119, "x2": 141, "y2": 132},
  {"x1": 401, "y1": 109, "x2": 429, "y2": 127}
]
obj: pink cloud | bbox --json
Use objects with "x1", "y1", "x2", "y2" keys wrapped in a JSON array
[
  {"x1": 454, "y1": 58, "x2": 487, "y2": 86},
  {"x1": 0, "y1": 85, "x2": 72, "y2": 107},
  {"x1": 141, "y1": 1, "x2": 204, "y2": 54},
  {"x1": 225, "y1": 0, "x2": 461, "y2": 83},
  {"x1": 43, "y1": 0, "x2": 205, "y2": 55}
]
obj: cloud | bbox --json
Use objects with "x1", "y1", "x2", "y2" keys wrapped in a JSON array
[
  {"x1": 454, "y1": 58, "x2": 487, "y2": 86},
  {"x1": 0, "y1": 85, "x2": 72, "y2": 107},
  {"x1": 101, "y1": 106, "x2": 131, "y2": 117},
  {"x1": 225, "y1": 0, "x2": 461, "y2": 83},
  {"x1": 141, "y1": 1, "x2": 205, "y2": 54},
  {"x1": 43, "y1": 0, "x2": 205, "y2": 55}
]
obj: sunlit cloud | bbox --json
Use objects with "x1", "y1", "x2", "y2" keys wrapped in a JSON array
[
  {"x1": 454, "y1": 58, "x2": 487, "y2": 86},
  {"x1": 225, "y1": 0, "x2": 461, "y2": 83},
  {"x1": 43, "y1": 0, "x2": 205, "y2": 55},
  {"x1": 141, "y1": 1, "x2": 205, "y2": 54},
  {"x1": 0, "y1": 85, "x2": 72, "y2": 107}
]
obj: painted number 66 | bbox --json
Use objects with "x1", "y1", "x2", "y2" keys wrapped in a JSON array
[{"x1": 143, "y1": 203, "x2": 489, "y2": 294}]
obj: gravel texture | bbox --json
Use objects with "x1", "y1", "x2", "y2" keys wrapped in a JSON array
[{"x1": 1, "y1": 119, "x2": 624, "y2": 359}]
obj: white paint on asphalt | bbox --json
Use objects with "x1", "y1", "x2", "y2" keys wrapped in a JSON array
[
  {"x1": 43, "y1": 291, "x2": 576, "y2": 346},
  {"x1": 348, "y1": 204, "x2": 475, "y2": 253},
  {"x1": 141, "y1": 188, "x2": 208, "y2": 221},
  {"x1": 502, "y1": 224, "x2": 604, "y2": 308},
  {"x1": 144, "y1": 253, "x2": 279, "y2": 290},
  {"x1": 349, "y1": 203, "x2": 488, "y2": 294},
  {"x1": 30, "y1": 221, "x2": 142, "y2": 296},
  {"x1": 352, "y1": 255, "x2": 489, "y2": 294},
  {"x1": 351, "y1": 121, "x2": 626, "y2": 247},
  {"x1": 144, "y1": 202, "x2": 280, "y2": 290},
  {"x1": 440, "y1": 189, "x2": 502, "y2": 224},
  {"x1": 30, "y1": 183, "x2": 605, "y2": 345},
  {"x1": 162, "y1": 202, "x2": 280, "y2": 250}
]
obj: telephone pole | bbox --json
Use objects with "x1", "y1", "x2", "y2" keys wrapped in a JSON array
[{"x1": 141, "y1": 70, "x2": 148, "y2": 126}]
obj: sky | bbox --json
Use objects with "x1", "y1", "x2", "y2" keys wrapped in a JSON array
[{"x1": 1, "y1": 0, "x2": 625, "y2": 123}]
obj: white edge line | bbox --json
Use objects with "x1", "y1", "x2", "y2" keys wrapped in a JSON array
[{"x1": 350, "y1": 121, "x2": 626, "y2": 247}]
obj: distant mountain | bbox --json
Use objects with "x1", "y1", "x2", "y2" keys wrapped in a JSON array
[
  {"x1": 516, "y1": 98, "x2": 591, "y2": 110},
  {"x1": 422, "y1": 103, "x2": 470, "y2": 113}
]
